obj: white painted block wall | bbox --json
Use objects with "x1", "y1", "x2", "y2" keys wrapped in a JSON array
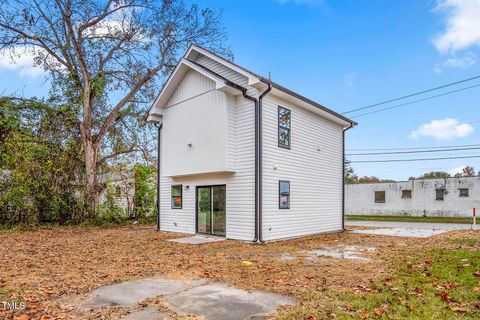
[{"x1": 345, "y1": 177, "x2": 480, "y2": 217}]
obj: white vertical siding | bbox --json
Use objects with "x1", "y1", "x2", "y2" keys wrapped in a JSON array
[
  {"x1": 159, "y1": 56, "x2": 258, "y2": 240},
  {"x1": 162, "y1": 70, "x2": 230, "y2": 177},
  {"x1": 167, "y1": 69, "x2": 216, "y2": 106},
  {"x1": 261, "y1": 95, "x2": 344, "y2": 241}
]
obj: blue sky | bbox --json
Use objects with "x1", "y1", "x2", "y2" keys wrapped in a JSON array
[{"x1": 1, "y1": 0, "x2": 479, "y2": 180}]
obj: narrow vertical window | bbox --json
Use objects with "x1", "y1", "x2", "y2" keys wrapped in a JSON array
[
  {"x1": 278, "y1": 106, "x2": 291, "y2": 149},
  {"x1": 279, "y1": 181, "x2": 290, "y2": 209},
  {"x1": 171, "y1": 185, "x2": 183, "y2": 209}
]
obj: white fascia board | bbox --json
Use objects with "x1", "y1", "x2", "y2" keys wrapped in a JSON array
[{"x1": 185, "y1": 45, "x2": 261, "y2": 86}]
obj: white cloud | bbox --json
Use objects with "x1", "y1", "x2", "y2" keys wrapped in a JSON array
[
  {"x1": 0, "y1": 47, "x2": 44, "y2": 77},
  {"x1": 449, "y1": 165, "x2": 467, "y2": 176},
  {"x1": 443, "y1": 52, "x2": 477, "y2": 67},
  {"x1": 277, "y1": 0, "x2": 325, "y2": 7},
  {"x1": 409, "y1": 118, "x2": 474, "y2": 141},
  {"x1": 432, "y1": 0, "x2": 480, "y2": 53},
  {"x1": 433, "y1": 52, "x2": 477, "y2": 73}
]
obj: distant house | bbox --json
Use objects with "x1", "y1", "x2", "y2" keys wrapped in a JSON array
[
  {"x1": 147, "y1": 45, "x2": 356, "y2": 241},
  {"x1": 346, "y1": 177, "x2": 480, "y2": 217},
  {"x1": 98, "y1": 171, "x2": 135, "y2": 216}
]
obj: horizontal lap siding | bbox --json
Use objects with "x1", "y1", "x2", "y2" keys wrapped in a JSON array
[
  {"x1": 262, "y1": 96, "x2": 344, "y2": 241},
  {"x1": 226, "y1": 96, "x2": 256, "y2": 240}
]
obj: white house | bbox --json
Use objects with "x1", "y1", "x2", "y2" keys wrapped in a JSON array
[
  {"x1": 147, "y1": 45, "x2": 356, "y2": 241},
  {"x1": 346, "y1": 177, "x2": 480, "y2": 217}
]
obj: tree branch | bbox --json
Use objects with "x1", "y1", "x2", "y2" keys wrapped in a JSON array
[{"x1": 94, "y1": 63, "x2": 163, "y2": 143}]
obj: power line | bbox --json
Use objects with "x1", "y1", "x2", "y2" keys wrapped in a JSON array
[
  {"x1": 350, "y1": 155, "x2": 480, "y2": 163},
  {"x1": 347, "y1": 143, "x2": 480, "y2": 152},
  {"x1": 347, "y1": 146, "x2": 480, "y2": 156},
  {"x1": 342, "y1": 74, "x2": 480, "y2": 115},
  {"x1": 350, "y1": 83, "x2": 480, "y2": 118}
]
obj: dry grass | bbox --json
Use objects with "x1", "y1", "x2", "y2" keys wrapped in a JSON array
[{"x1": 0, "y1": 225, "x2": 478, "y2": 319}]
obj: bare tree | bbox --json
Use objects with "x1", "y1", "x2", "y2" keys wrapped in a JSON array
[
  {"x1": 0, "y1": 0, "x2": 229, "y2": 214},
  {"x1": 462, "y1": 166, "x2": 476, "y2": 177}
]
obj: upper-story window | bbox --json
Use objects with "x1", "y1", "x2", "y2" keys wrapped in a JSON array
[{"x1": 278, "y1": 106, "x2": 291, "y2": 149}]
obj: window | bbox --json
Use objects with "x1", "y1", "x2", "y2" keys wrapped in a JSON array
[
  {"x1": 279, "y1": 181, "x2": 290, "y2": 209},
  {"x1": 374, "y1": 191, "x2": 385, "y2": 203},
  {"x1": 459, "y1": 188, "x2": 469, "y2": 197},
  {"x1": 402, "y1": 190, "x2": 412, "y2": 199},
  {"x1": 171, "y1": 185, "x2": 182, "y2": 209},
  {"x1": 436, "y1": 188, "x2": 446, "y2": 201},
  {"x1": 278, "y1": 106, "x2": 291, "y2": 149}
]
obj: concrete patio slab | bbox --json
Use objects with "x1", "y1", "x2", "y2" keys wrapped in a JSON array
[
  {"x1": 80, "y1": 277, "x2": 294, "y2": 320},
  {"x1": 85, "y1": 279, "x2": 204, "y2": 307},
  {"x1": 165, "y1": 283, "x2": 295, "y2": 320},
  {"x1": 166, "y1": 235, "x2": 226, "y2": 244},
  {"x1": 350, "y1": 227, "x2": 447, "y2": 238}
]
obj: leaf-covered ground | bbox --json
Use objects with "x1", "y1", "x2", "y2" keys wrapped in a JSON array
[{"x1": 0, "y1": 225, "x2": 479, "y2": 319}]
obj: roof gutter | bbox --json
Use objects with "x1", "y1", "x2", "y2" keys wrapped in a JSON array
[
  {"x1": 342, "y1": 122, "x2": 355, "y2": 231},
  {"x1": 155, "y1": 123, "x2": 163, "y2": 231},
  {"x1": 257, "y1": 82, "x2": 272, "y2": 243}
]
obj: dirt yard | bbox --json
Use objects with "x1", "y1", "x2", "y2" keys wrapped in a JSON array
[{"x1": 1, "y1": 225, "x2": 479, "y2": 319}]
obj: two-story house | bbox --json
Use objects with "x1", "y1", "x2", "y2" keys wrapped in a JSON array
[{"x1": 147, "y1": 45, "x2": 356, "y2": 242}]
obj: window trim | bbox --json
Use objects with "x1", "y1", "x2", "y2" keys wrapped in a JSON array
[
  {"x1": 374, "y1": 191, "x2": 385, "y2": 203},
  {"x1": 278, "y1": 106, "x2": 291, "y2": 150},
  {"x1": 401, "y1": 190, "x2": 412, "y2": 199},
  {"x1": 459, "y1": 188, "x2": 469, "y2": 198},
  {"x1": 279, "y1": 180, "x2": 290, "y2": 209},
  {"x1": 171, "y1": 185, "x2": 183, "y2": 209}
]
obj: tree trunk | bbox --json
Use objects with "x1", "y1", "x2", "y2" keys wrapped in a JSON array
[{"x1": 84, "y1": 138, "x2": 99, "y2": 217}]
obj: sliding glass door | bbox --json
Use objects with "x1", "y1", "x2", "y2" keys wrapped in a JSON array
[{"x1": 196, "y1": 185, "x2": 226, "y2": 236}]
